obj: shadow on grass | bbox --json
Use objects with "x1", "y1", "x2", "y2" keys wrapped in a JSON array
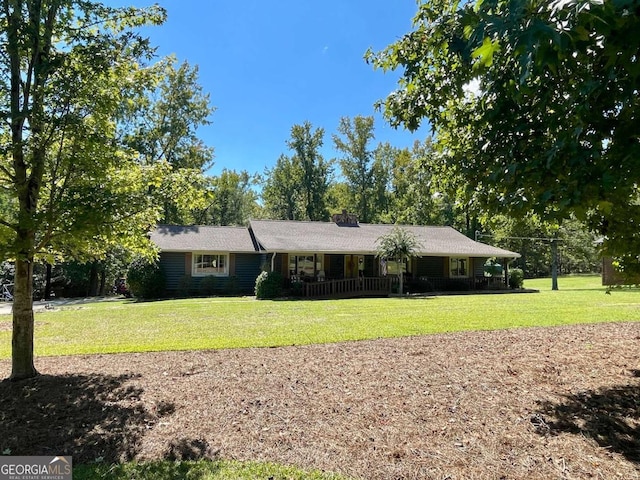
[
  {"x1": 536, "y1": 383, "x2": 640, "y2": 463},
  {"x1": 0, "y1": 373, "x2": 174, "y2": 464}
]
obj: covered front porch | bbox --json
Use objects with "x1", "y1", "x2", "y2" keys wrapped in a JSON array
[{"x1": 269, "y1": 252, "x2": 512, "y2": 298}]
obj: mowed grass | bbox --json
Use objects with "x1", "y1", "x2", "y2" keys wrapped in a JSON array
[
  {"x1": 74, "y1": 460, "x2": 349, "y2": 480},
  {"x1": 0, "y1": 275, "x2": 638, "y2": 359}
]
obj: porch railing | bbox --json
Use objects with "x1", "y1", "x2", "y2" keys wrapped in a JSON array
[{"x1": 301, "y1": 276, "x2": 391, "y2": 298}]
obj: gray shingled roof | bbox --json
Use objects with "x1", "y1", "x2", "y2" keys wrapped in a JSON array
[
  {"x1": 151, "y1": 221, "x2": 520, "y2": 258},
  {"x1": 249, "y1": 220, "x2": 520, "y2": 258},
  {"x1": 150, "y1": 225, "x2": 258, "y2": 253}
]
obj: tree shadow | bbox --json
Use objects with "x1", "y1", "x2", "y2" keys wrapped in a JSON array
[
  {"x1": 165, "y1": 437, "x2": 219, "y2": 461},
  {"x1": 0, "y1": 373, "x2": 174, "y2": 464},
  {"x1": 535, "y1": 383, "x2": 640, "y2": 463}
]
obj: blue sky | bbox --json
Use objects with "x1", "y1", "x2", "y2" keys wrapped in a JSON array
[{"x1": 109, "y1": 1, "x2": 429, "y2": 176}]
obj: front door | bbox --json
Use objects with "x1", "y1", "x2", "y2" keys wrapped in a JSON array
[{"x1": 345, "y1": 255, "x2": 363, "y2": 278}]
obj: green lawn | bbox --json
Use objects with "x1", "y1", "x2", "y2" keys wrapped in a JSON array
[
  {"x1": 1, "y1": 274, "x2": 637, "y2": 360},
  {"x1": 74, "y1": 460, "x2": 348, "y2": 480}
]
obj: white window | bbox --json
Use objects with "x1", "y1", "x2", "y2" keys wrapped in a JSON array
[
  {"x1": 450, "y1": 257, "x2": 469, "y2": 277},
  {"x1": 386, "y1": 257, "x2": 408, "y2": 275},
  {"x1": 193, "y1": 253, "x2": 228, "y2": 277},
  {"x1": 289, "y1": 254, "x2": 323, "y2": 278}
]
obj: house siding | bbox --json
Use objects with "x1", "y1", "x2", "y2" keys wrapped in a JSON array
[
  {"x1": 416, "y1": 257, "x2": 445, "y2": 278},
  {"x1": 160, "y1": 252, "x2": 188, "y2": 291},
  {"x1": 234, "y1": 253, "x2": 262, "y2": 293},
  {"x1": 473, "y1": 258, "x2": 486, "y2": 277},
  {"x1": 159, "y1": 251, "x2": 261, "y2": 294}
]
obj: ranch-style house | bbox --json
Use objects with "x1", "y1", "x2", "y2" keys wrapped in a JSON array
[{"x1": 150, "y1": 214, "x2": 520, "y2": 298}]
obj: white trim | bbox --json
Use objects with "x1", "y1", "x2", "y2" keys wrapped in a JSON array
[
  {"x1": 449, "y1": 257, "x2": 470, "y2": 278},
  {"x1": 192, "y1": 252, "x2": 229, "y2": 277},
  {"x1": 288, "y1": 253, "x2": 324, "y2": 278}
]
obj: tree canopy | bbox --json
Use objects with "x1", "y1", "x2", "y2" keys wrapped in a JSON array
[
  {"x1": 367, "y1": 0, "x2": 640, "y2": 275},
  {"x1": 261, "y1": 122, "x2": 332, "y2": 221},
  {"x1": 0, "y1": 0, "x2": 175, "y2": 380}
]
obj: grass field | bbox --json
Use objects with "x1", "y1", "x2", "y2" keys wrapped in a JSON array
[
  {"x1": 0, "y1": 274, "x2": 637, "y2": 359},
  {"x1": 73, "y1": 460, "x2": 348, "y2": 480}
]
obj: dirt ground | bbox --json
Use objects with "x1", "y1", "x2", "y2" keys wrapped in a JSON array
[{"x1": 1, "y1": 322, "x2": 639, "y2": 479}]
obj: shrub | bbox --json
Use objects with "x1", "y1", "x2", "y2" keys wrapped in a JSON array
[
  {"x1": 224, "y1": 276, "x2": 239, "y2": 295},
  {"x1": 176, "y1": 275, "x2": 193, "y2": 298},
  {"x1": 509, "y1": 268, "x2": 525, "y2": 289},
  {"x1": 444, "y1": 278, "x2": 471, "y2": 291},
  {"x1": 199, "y1": 275, "x2": 217, "y2": 296},
  {"x1": 255, "y1": 271, "x2": 283, "y2": 299},
  {"x1": 290, "y1": 279, "x2": 304, "y2": 296},
  {"x1": 126, "y1": 258, "x2": 166, "y2": 299},
  {"x1": 409, "y1": 277, "x2": 433, "y2": 293}
]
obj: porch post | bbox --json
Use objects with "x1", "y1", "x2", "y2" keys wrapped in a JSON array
[{"x1": 504, "y1": 259, "x2": 509, "y2": 287}]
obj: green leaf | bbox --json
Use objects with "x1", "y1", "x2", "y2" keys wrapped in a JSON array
[{"x1": 472, "y1": 36, "x2": 501, "y2": 68}]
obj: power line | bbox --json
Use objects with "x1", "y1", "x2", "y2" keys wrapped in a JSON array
[
  {"x1": 475, "y1": 232, "x2": 562, "y2": 243},
  {"x1": 475, "y1": 231, "x2": 561, "y2": 290}
]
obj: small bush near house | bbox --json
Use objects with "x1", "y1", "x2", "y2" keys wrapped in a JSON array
[
  {"x1": 127, "y1": 259, "x2": 166, "y2": 299},
  {"x1": 199, "y1": 275, "x2": 217, "y2": 296},
  {"x1": 290, "y1": 279, "x2": 304, "y2": 296},
  {"x1": 224, "y1": 276, "x2": 239, "y2": 295},
  {"x1": 509, "y1": 268, "x2": 525, "y2": 289},
  {"x1": 177, "y1": 275, "x2": 192, "y2": 298},
  {"x1": 444, "y1": 279, "x2": 471, "y2": 292},
  {"x1": 255, "y1": 271, "x2": 283, "y2": 299},
  {"x1": 408, "y1": 277, "x2": 433, "y2": 293}
]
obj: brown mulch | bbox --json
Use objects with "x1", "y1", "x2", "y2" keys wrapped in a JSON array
[{"x1": 1, "y1": 322, "x2": 640, "y2": 479}]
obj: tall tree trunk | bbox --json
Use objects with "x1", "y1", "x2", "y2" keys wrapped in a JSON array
[
  {"x1": 44, "y1": 262, "x2": 52, "y2": 300},
  {"x1": 88, "y1": 261, "x2": 99, "y2": 296},
  {"x1": 11, "y1": 255, "x2": 38, "y2": 381},
  {"x1": 99, "y1": 267, "x2": 107, "y2": 296},
  {"x1": 551, "y1": 239, "x2": 559, "y2": 291}
]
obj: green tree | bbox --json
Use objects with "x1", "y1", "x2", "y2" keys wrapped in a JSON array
[
  {"x1": 195, "y1": 169, "x2": 259, "y2": 226},
  {"x1": 122, "y1": 56, "x2": 215, "y2": 224},
  {"x1": 333, "y1": 116, "x2": 377, "y2": 222},
  {"x1": 261, "y1": 154, "x2": 304, "y2": 220},
  {"x1": 368, "y1": 142, "x2": 395, "y2": 222},
  {"x1": 382, "y1": 139, "x2": 469, "y2": 230},
  {"x1": 326, "y1": 182, "x2": 351, "y2": 217},
  {"x1": 483, "y1": 214, "x2": 559, "y2": 279},
  {"x1": 557, "y1": 218, "x2": 599, "y2": 275},
  {"x1": 367, "y1": 0, "x2": 640, "y2": 274},
  {"x1": 376, "y1": 227, "x2": 422, "y2": 295},
  {"x1": 287, "y1": 122, "x2": 332, "y2": 221},
  {"x1": 0, "y1": 1, "x2": 167, "y2": 380}
]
